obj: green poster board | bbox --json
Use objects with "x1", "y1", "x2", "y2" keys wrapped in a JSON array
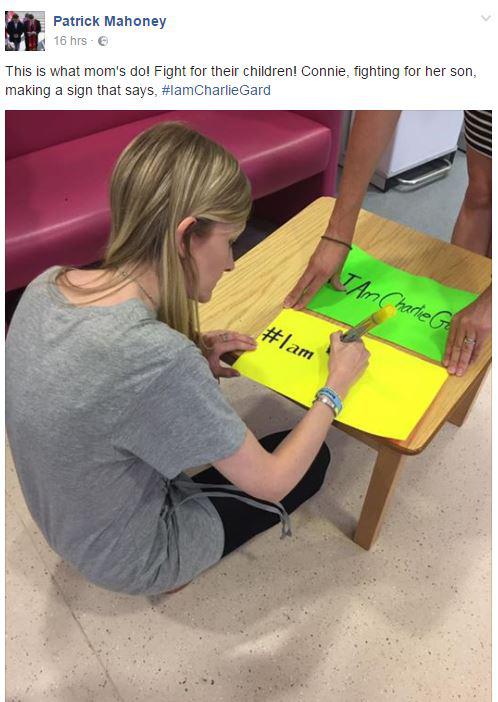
[{"x1": 307, "y1": 246, "x2": 478, "y2": 362}]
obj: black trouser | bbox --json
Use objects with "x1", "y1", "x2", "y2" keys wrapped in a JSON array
[{"x1": 192, "y1": 431, "x2": 331, "y2": 557}]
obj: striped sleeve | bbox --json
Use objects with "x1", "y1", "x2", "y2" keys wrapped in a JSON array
[{"x1": 464, "y1": 110, "x2": 492, "y2": 158}]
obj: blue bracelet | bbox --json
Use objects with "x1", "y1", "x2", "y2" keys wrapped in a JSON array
[
  {"x1": 315, "y1": 386, "x2": 343, "y2": 415},
  {"x1": 317, "y1": 388, "x2": 342, "y2": 415}
]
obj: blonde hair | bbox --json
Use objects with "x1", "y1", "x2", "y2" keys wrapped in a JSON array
[{"x1": 60, "y1": 121, "x2": 251, "y2": 345}]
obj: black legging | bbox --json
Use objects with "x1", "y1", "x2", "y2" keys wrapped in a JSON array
[{"x1": 192, "y1": 431, "x2": 331, "y2": 556}]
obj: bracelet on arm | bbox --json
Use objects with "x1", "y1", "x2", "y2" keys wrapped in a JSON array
[
  {"x1": 314, "y1": 393, "x2": 338, "y2": 418},
  {"x1": 320, "y1": 236, "x2": 352, "y2": 251},
  {"x1": 315, "y1": 386, "x2": 343, "y2": 416}
]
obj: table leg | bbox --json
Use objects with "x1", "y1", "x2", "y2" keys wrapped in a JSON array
[
  {"x1": 354, "y1": 447, "x2": 406, "y2": 551},
  {"x1": 447, "y1": 367, "x2": 488, "y2": 427}
]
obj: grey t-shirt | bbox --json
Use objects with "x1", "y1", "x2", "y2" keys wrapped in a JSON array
[{"x1": 5, "y1": 268, "x2": 247, "y2": 595}]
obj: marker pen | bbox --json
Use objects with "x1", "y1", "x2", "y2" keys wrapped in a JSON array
[{"x1": 340, "y1": 304, "x2": 397, "y2": 343}]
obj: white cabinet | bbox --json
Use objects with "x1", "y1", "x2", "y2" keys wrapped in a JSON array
[{"x1": 341, "y1": 110, "x2": 464, "y2": 191}]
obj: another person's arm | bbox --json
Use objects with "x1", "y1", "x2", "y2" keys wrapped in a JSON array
[
  {"x1": 285, "y1": 110, "x2": 401, "y2": 309},
  {"x1": 443, "y1": 284, "x2": 491, "y2": 376},
  {"x1": 215, "y1": 333, "x2": 369, "y2": 502}
]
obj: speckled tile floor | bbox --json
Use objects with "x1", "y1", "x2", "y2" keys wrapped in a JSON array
[{"x1": 5, "y1": 369, "x2": 491, "y2": 701}]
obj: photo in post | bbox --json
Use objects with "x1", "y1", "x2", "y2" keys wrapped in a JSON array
[{"x1": 2, "y1": 8, "x2": 493, "y2": 692}]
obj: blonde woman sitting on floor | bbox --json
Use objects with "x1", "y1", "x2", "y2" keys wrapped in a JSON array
[{"x1": 6, "y1": 122, "x2": 369, "y2": 595}]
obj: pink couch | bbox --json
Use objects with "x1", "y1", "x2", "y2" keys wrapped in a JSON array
[{"x1": 6, "y1": 110, "x2": 342, "y2": 292}]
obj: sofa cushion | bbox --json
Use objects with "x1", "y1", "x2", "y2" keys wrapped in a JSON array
[
  {"x1": 6, "y1": 111, "x2": 331, "y2": 291},
  {"x1": 5, "y1": 110, "x2": 167, "y2": 159}
]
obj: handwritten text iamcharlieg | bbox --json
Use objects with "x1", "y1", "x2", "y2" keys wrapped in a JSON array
[{"x1": 342, "y1": 272, "x2": 452, "y2": 330}]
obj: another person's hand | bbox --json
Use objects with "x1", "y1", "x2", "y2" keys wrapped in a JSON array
[
  {"x1": 326, "y1": 331, "x2": 370, "y2": 397},
  {"x1": 443, "y1": 285, "x2": 491, "y2": 376},
  {"x1": 202, "y1": 330, "x2": 257, "y2": 378},
  {"x1": 284, "y1": 239, "x2": 350, "y2": 310}
]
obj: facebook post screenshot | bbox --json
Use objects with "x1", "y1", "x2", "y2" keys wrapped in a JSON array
[{"x1": 1, "y1": 1, "x2": 495, "y2": 700}]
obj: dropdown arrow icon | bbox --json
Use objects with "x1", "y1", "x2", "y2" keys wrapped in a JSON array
[{"x1": 481, "y1": 14, "x2": 491, "y2": 20}]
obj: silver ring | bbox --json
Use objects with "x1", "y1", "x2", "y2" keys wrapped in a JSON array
[
  {"x1": 221, "y1": 333, "x2": 230, "y2": 342},
  {"x1": 463, "y1": 336, "x2": 477, "y2": 346}
]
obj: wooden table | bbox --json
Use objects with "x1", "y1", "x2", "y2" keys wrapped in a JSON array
[{"x1": 200, "y1": 197, "x2": 492, "y2": 550}]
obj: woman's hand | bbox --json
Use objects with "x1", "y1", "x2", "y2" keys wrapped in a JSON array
[
  {"x1": 202, "y1": 330, "x2": 257, "y2": 378},
  {"x1": 284, "y1": 239, "x2": 350, "y2": 310},
  {"x1": 326, "y1": 331, "x2": 370, "y2": 398},
  {"x1": 443, "y1": 285, "x2": 491, "y2": 376}
]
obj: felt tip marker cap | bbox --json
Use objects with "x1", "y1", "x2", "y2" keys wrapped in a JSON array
[
  {"x1": 340, "y1": 304, "x2": 397, "y2": 342},
  {"x1": 371, "y1": 304, "x2": 397, "y2": 324}
]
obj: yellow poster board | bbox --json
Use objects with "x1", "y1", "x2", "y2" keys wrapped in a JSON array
[{"x1": 233, "y1": 309, "x2": 448, "y2": 440}]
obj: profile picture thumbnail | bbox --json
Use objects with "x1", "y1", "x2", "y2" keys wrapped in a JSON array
[{"x1": 5, "y1": 10, "x2": 45, "y2": 51}]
